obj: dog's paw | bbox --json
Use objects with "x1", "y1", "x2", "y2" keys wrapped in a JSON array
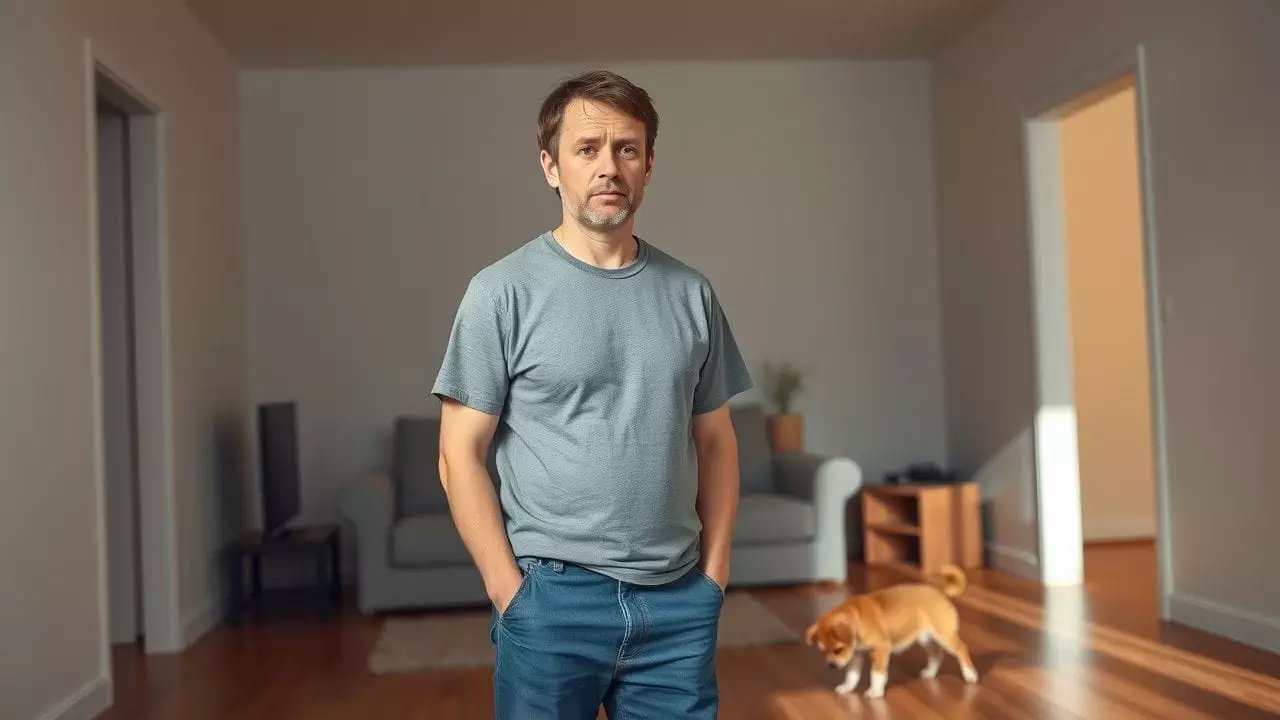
[
  {"x1": 864, "y1": 687, "x2": 885, "y2": 699},
  {"x1": 835, "y1": 681, "x2": 857, "y2": 695},
  {"x1": 920, "y1": 666, "x2": 939, "y2": 679},
  {"x1": 963, "y1": 667, "x2": 979, "y2": 684}
]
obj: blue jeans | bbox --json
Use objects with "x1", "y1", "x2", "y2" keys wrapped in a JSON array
[{"x1": 489, "y1": 557, "x2": 724, "y2": 719}]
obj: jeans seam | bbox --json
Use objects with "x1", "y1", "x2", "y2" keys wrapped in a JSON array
[
  {"x1": 624, "y1": 591, "x2": 652, "y2": 665},
  {"x1": 613, "y1": 581, "x2": 631, "y2": 674}
]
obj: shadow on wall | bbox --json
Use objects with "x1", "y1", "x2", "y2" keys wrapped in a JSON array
[
  {"x1": 215, "y1": 413, "x2": 252, "y2": 540},
  {"x1": 971, "y1": 424, "x2": 1040, "y2": 580}
]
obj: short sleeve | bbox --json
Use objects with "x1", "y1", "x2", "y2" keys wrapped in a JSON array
[
  {"x1": 692, "y1": 286, "x2": 754, "y2": 414},
  {"x1": 431, "y1": 278, "x2": 509, "y2": 416}
]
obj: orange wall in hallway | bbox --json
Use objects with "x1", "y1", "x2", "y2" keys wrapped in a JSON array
[{"x1": 1059, "y1": 81, "x2": 1157, "y2": 542}]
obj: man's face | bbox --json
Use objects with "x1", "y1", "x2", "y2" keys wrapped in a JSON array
[{"x1": 541, "y1": 99, "x2": 652, "y2": 232}]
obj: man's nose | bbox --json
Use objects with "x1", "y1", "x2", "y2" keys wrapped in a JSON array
[{"x1": 596, "y1": 153, "x2": 619, "y2": 178}]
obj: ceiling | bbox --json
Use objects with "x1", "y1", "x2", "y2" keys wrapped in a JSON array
[{"x1": 184, "y1": 0, "x2": 1004, "y2": 69}]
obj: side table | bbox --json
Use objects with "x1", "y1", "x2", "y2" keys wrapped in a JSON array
[
  {"x1": 862, "y1": 482, "x2": 982, "y2": 577},
  {"x1": 226, "y1": 524, "x2": 341, "y2": 625}
]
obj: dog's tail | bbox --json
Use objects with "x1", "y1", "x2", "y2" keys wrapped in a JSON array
[{"x1": 934, "y1": 564, "x2": 967, "y2": 598}]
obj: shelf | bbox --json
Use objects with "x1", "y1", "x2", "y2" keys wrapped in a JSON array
[
  {"x1": 861, "y1": 481, "x2": 983, "y2": 576},
  {"x1": 866, "y1": 522, "x2": 920, "y2": 536}
]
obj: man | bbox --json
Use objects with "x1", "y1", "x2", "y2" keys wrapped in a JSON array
[{"x1": 432, "y1": 70, "x2": 752, "y2": 719}]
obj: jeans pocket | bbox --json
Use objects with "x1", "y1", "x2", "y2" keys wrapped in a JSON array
[
  {"x1": 696, "y1": 569, "x2": 726, "y2": 601},
  {"x1": 499, "y1": 566, "x2": 536, "y2": 621}
]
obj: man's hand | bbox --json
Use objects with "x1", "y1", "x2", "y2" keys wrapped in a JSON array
[
  {"x1": 491, "y1": 565, "x2": 526, "y2": 615},
  {"x1": 693, "y1": 403, "x2": 740, "y2": 594}
]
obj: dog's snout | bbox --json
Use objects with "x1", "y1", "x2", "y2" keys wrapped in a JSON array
[{"x1": 828, "y1": 660, "x2": 839, "y2": 669}]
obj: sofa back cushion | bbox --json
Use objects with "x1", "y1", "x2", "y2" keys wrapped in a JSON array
[
  {"x1": 395, "y1": 416, "x2": 446, "y2": 516},
  {"x1": 394, "y1": 415, "x2": 501, "y2": 517},
  {"x1": 730, "y1": 404, "x2": 774, "y2": 494}
]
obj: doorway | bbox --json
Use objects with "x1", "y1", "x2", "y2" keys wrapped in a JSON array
[
  {"x1": 96, "y1": 96, "x2": 145, "y2": 647},
  {"x1": 90, "y1": 53, "x2": 183, "y2": 656},
  {"x1": 1022, "y1": 47, "x2": 1173, "y2": 618},
  {"x1": 1059, "y1": 79, "x2": 1159, "y2": 552}
]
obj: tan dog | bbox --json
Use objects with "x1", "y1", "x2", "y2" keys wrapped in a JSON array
[{"x1": 803, "y1": 565, "x2": 978, "y2": 698}]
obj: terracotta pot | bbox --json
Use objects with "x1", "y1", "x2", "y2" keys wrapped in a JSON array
[{"x1": 767, "y1": 413, "x2": 804, "y2": 452}]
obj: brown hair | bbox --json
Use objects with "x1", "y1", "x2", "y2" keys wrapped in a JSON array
[{"x1": 537, "y1": 70, "x2": 659, "y2": 164}]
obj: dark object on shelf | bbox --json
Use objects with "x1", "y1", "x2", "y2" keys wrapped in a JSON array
[
  {"x1": 226, "y1": 524, "x2": 341, "y2": 625},
  {"x1": 884, "y1": 463, "x2": 958, "y2": 486}
]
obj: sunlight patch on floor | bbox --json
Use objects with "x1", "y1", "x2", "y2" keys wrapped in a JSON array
[{"x1": 956, "y1": 584, "x2": 1280, "y2": 714}]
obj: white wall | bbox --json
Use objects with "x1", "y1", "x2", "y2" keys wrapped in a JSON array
[
  {"x1": 240, "y1": 60, "x2": 947, "y2": 558},
  {"x1": 1060, "y1": 84, "x2": 1157, "y2": 543},
  {"x1": 935, "y1": 0, "x2": 1280, "y2": 651},
  {"x1": 0, "y1": 1, "x2": 246, "y2": 718}
]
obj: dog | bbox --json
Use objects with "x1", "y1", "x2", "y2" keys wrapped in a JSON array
[{"x1": 803, "y1": 564, "x2": 978, "y2": 698}]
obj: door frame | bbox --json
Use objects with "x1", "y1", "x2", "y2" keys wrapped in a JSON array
[
  {"x1": 85, "y1": 38, "x2": 183, "y2": 668},
  {"x1": 1020, "y1": 44, "x2": 1173, "y2": 618}
]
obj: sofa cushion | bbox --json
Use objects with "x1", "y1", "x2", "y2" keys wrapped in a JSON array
[
  {"x1": 391, "y1": 514, "x2": 472, "y2": 567},
  {"x1": 730, "y1": 404, "x2": 774, "y2": 495},
  {"x1": 394, "y1": 417, "x2": 447, "y2": 516},
  {"x1": 733, "y1": 494, "x2": 815, "y2": 545},
  {"x1": 394, "y1": 415, "x2": 502, "y2": 518}
]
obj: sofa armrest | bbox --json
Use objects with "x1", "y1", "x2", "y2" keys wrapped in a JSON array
[
  {"x1": 773, "y1": 452, "x2": 862, "y2": 505},
  {"x1": 772, "y1": 451, "x2": 863, "y2": 583},
  {"x1": 336, "y1": 470, "x2": 396, "y2": 613}
]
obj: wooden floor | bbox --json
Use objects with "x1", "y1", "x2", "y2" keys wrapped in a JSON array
[{"x1": 104, "y1": 543, "x2": 1280, "y2": 719}]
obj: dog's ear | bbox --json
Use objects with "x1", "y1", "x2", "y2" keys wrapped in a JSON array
[
  {"x1": 832, "y1": 609, "x2": 857, "y2": 643},
  {"x1": 803, "y1": 622, "x2": 819, "y2": 646}
]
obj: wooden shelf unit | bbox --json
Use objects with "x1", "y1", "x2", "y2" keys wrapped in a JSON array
[{"x1": 862, "y1": 482, "x2": 982, "y2": 577}]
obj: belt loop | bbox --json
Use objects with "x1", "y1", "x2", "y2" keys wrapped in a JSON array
[{"x1": 549, "y1": 559, "x2": 564, "y2": 573}]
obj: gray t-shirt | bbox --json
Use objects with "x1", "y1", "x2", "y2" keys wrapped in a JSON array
[{"x1": 432, "y1": 231, "x2": 753, "y2": 585}]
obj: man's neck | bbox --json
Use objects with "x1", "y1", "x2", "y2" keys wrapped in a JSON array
[{"x1": 552, "y1": 221, "x2": 638, "y2": 270}]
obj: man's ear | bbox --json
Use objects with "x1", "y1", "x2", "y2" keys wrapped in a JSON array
[
  {"x1": 540, "y1": 149, "x2": 560, "y2": 191},
  {"x1": 803, "y1": 622, "x2": 818, "y2": 646}
]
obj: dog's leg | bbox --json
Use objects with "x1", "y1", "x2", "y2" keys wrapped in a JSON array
[
  {"x1": 935, "y1": 632, "x2": 979, "y2": 683},
  {"x1": 920, "y1": 640, "x2": 945, "y2": 679},
  {"x1": 866, "y1": 647, "x2": 890, "y2": 699},
  {"x1": 835, "y1": 653, "x2": 864, "y2": 694}
]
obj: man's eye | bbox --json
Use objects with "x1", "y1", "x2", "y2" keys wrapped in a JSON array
[
  {"x1": 578, "y1": 147, "x2": 596, "y2": 157},
  {"x1": 620, "y1": 146, "x2": 638, "y2": 158}
]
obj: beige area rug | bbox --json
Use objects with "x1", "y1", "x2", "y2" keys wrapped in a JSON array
[{"x1": 368, "y1": 591, "x2": 803, "y2": 675}]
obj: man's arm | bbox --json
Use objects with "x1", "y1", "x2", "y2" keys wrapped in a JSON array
[
  {"x1": 437, "y1": 398, "x2": 523, "y2": 613},
  {"x1": 692, "y1": 403, "x2": 740, "y2": 589}
]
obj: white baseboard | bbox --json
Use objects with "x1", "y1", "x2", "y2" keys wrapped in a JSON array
[
  {"x1": 1169, "y1": 593, "x2": 1280, "y2": 656},
  {"x1": 181, "y1": 594, "x2": 225, "y2": 648},
  {"x1": 37, "y1": 676, "x2": 110, "y2": 720},
  {"x1": 986, "y1": 543, "x2": 1040, "y2": 580}
]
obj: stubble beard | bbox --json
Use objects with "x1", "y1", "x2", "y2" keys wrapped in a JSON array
[
  {"x1": 570, "y1": 184, "x2": 637, "y2": 231},
  {"x1": 577, "y1": 202, "x2": 632, "y2": 231}
]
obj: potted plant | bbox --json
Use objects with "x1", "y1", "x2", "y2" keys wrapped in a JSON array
[{"x1": 763, "y1": 361, "x2": 807, "y2": 452}]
